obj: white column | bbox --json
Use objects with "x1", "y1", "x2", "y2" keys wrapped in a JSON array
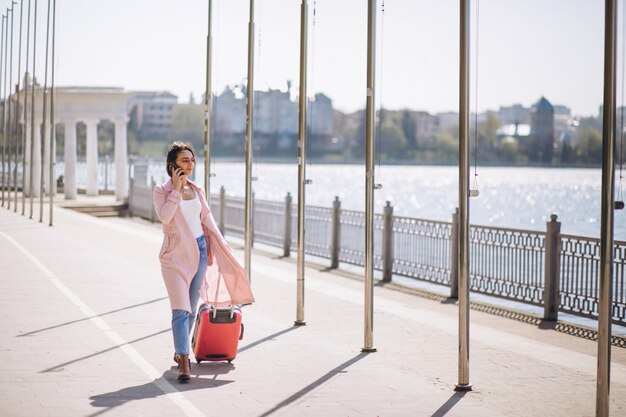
[
  {"x1": 113, "y1": 118, "x2": 129, "y2": 200},
  {"x1": 85, "y1": 119, "x2": 99, "y2": 196},
  {"x1": 63, "y1": 120, "x2": 77, "y2": 199},
  {"x1": 32, "y1": 120, "x2": 42, "y2": 198}
]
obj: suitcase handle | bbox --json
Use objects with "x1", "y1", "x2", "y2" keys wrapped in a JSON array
[{"x1": 239, "y1": 323, "x2": 244, "y2": 340}]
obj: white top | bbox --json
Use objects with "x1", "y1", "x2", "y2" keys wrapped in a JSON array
[{"x1": 179, "y1": 192, "x2": 204, "y2": 238}]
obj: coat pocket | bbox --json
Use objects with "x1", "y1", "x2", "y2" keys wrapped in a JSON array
[{"x1": 159, "y1": 234, "x2": 176, "y2": 258}]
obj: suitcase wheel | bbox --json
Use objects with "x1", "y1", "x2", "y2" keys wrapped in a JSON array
[
  {"x1": 239, "y1": 323, "x2": 245, "y2": 340},
  {"x1": 197, "y1": 359, "x2": 202, "y2": 364}
]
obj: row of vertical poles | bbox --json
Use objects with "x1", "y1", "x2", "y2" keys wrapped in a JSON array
[
  {"x1": 1, "y1": 0, "x2": 55, "y2": 225},
  {"x1": 597, "y1": 0, "x2": 617, "y2": 415},
  {"x1": 294, "y1": 0, "x2": 308, "y2": 326},
  {"x1": 1, "y1": 6, "x2": 12, "y2": 211}
]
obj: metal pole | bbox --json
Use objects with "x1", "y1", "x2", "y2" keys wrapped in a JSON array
[
  {"x1": 49, "y1": 0, "x2": 54, "y2": 226},
  {"x1": 203, "y1": 0, "x2": 213, "y2": 198},
  {"x1": 30, "y1": 0, "x2": 36, "y2": 219},
  {"x1": 596, "y1": 1, "x2": 617, "y2": 415},
  {"x1": 42, "y1": 0, "x2": 51, "y2": 223},
  {"x1": 295, "y1": 0, "x2": 308, "y2": 326},
  {"x1": 29, "y1": 0, "x2": 37, "y2": 219},
  {"x1": 1, "y1": 14, "x2": 6, "y2": 207},
  {"x1": 7, "y1": 4, "x2": 14, "y2": 211},
  {"x1": 22, "y1": 0, "x2": 30, "y2": 216},
  {"x1": 362, "y1": 0, "x2": 376, "y2": 353},
  {"x1": 455, "y1": 0, "x2": 472, "y2": 391},
  {"x1": 40, "y1": 0, "x2": 51, "y2": 223},
  {"x1": 13, "y1": 0, "x2": 23, "y2": 213},
  {"x1": 244, "y1": 0, "x2": 255, "y2": 284}
]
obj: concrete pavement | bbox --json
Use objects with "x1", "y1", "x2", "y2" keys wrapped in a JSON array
[{"x1": 0, "y1": 197, "x2": 625, "y2": 417}]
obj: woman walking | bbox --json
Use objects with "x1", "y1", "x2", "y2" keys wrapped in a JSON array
[{"x1": 153, "y1": 142, "x2": 255, "y2": 382}]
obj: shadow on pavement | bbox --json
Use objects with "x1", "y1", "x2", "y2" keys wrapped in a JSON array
[
  {"x1": 88, "y1": 368, "x2": 234, "y2": 417},
  {"x1": 430, "y1": 391, "x2": 467, "y2": 417},
  {"x1": 238, "y1": 325, "x2": 302, "y2": 354},
  {"x1": 41, "y1": 329, "x2": 170, "y2": 373},
  {"x1": 17, "y1": 297, "x2": 168, "y2": 338},
  {"x1": 257, "y1": 352, "x2": 371, "y2": 417}
]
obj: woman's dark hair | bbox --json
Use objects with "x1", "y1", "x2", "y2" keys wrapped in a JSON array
[{"x1": 166, "y1": 141, "x2": 195, "y2": 177}]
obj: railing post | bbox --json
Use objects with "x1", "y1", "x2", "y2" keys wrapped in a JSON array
[
  {"x1": 219, "y1": 186, "x2": 226, "y2": 236},
  {"x1": 330, "y1": 196, "x2": 341, "y2": 268},
  {"x1": 450, "y1": 207, "x2": 460, "y2": 298},
  {"x1": 543, "y1": 213, "x2": 561, "y2": 321},
  {"x1": 150, "y1": 178, "x2": 156, "y2": 223},
  {"x1": 251, "y1": 191, "x2": 255, "y2": 247},
  {"x1": 284, "y1": 192, "x2": 292, "y2": 257},
  {"x1": 128, "y1": 177, "x2": 134, "y2": 217},
  {"x1": 382, "y1": 201, "x2": 394, "y2": 282}
]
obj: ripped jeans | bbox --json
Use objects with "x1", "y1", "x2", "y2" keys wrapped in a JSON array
[{"x1": 172, "y1": 235, "x2": 208, "y2": 355}]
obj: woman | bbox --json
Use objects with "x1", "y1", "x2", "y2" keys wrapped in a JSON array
[{"x1": 153, "y1": 142, "x2": 255, "y2": 382}]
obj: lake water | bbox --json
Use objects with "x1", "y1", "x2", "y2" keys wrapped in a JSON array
[
  {"x1": 72, "y1": 160, "x2": 626, "y2": 240},
  {"x1": 176, "y1": 162, "x2": 626, "y2": 241}
]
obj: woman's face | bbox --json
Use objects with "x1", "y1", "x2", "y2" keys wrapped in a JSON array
[{"x1": 175, "y1": 150, "x2": 195, "y2": 176}]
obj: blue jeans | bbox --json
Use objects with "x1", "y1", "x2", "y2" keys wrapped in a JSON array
[{"x1": 172, "y1": 235, "x2": 208, "y2": 355}]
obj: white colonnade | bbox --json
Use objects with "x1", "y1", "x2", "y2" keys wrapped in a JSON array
[{"x1": 19, "y1": 86, "x2": 132, "y2": 201}]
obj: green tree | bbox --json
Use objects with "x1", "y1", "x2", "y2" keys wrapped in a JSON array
[
  {"x1": 171, "y1": 104, "x2": 204, "y2": 147},
  {"x1": 434, "y1": 129, "x2": 458, "y2": 163},
  {"x1": 380, "y1": 121, "x2": 408, "y2": 159},
  {"x1": 400, "y1": 110, "x2": 416, "y2": 148},
  {"x1": 499, "y1": 138, "x2": 524, "y2": 163},
  {"x1": 575, "y1": 127, "x2": 602, "y2": 164}
]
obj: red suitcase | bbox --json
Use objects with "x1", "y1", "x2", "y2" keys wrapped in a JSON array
[{"x1": 192, "y1": 304, "x2": 244, "y2": 363}]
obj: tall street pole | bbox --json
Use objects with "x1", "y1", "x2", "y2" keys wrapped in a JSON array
[
  {"x1": 455, "y1": 0, "x2": 472, "y2": 392},
  {"x1": 22, "y1": 0, "x2": 31, "y2": 216},
  {"x1": 41, "y1": 0, "x2": 52, "y2": 223},
  {"x1": 29, "y1": 0, "x2": 37, "y2": 220},
  {"x1": 48, "y1": 0, "x2": 54, "y2": 226},
  {"x1": 13, "y1": 0, "x2": 23, "y2": 213},
  {"x1": 596, "y1": 0, "x2": 617, "y2": 415},
  {"x1": 7, "y1": 3, "x2": 14, "y2": 211},
  {"x1": 203, "y1": 0, "x2": 213, "y2": 198},
  {"x1": 362, "y1": 0, "x2": 377, "y2": 353},
  {"x1": 1, "y1": 14, "x2": 6, "y2": 207},
  {"x1": 244, "y1": 0, "x2": 255, "y2": 284},
  {"x1": 295, "y1": 0, "x2": 308, "y2": 326}
]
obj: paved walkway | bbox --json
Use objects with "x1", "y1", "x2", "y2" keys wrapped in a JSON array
[{"x1": 1, "y1": 196, "x2": 625, "y2": 417}]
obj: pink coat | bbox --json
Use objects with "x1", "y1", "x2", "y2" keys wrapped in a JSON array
[{"x1": 153, "y1": 179, "x2": 255, "y2": 312}]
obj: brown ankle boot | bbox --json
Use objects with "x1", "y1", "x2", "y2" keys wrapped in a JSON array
[{"x1": 176, "y1": 354, "x2": 191, "y2": 382}]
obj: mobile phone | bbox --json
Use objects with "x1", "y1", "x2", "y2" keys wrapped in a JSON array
[{"x1": 168, "y1": 163, "x2": 180, "y2": 176}]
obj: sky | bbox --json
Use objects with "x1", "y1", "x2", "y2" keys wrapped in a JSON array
[{"x1": 0, "y1": 0, "x2": 622, "y2": 117}]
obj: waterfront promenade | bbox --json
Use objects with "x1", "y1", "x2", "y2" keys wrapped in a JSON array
[{"x1": 1, "y1": 197, "x2": 626, "y2": 416}]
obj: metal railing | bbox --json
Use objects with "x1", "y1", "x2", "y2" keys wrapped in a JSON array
[{"x1": 130, "y1": 177, "x2": 626, "y2": 326}]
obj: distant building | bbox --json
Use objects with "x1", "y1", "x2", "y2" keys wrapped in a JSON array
[
  {"x1": 128, "y1": 91, "x2": 178, "y2": 140},
  {"x1": 498, "y1": 104, "x2": 530, "y2": 125},
  {"x1": 530, "y1": 96, "x2": 555, "y2": 163},
  {"x1": 212, "y1": 85, "x2": 334, "y2": 153},
  {"x1": 496, "y1": 123, "x2": 531, "y2": 143},
  {"x1": 214, "y1": 86, "x2": 246, "y2": 148},
  {"x1": 435, "y1": 112, "x2": 459, "y2": 131}
]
